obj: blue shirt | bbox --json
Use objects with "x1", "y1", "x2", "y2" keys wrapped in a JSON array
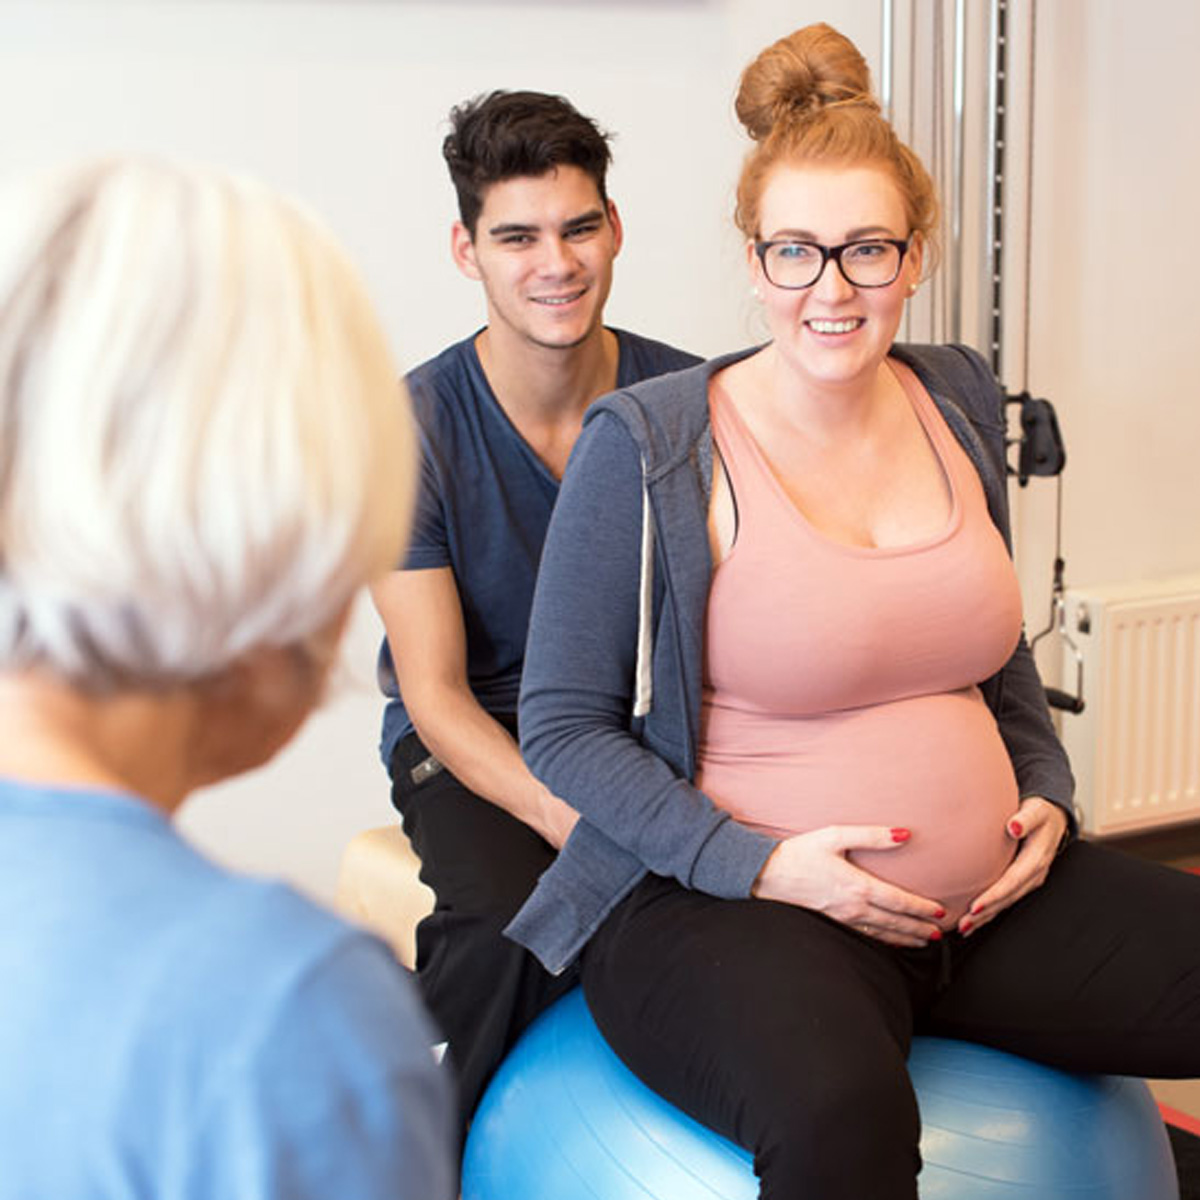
[
  {"x1": 0, "y1": 779, "x2": 456, "y2": 1200},
  {"x1": 377, "y1": 327, "x2": 699, "y2": 768}
]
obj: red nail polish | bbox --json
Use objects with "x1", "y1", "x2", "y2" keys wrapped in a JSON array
[
  {"x1": 929, "y1": 929, "x2": 942, "y2": 941},
  {"x1": 1009, "y1": 820, "x2": 1024, "y2": 838},
  {"x1": 970, "y1": 902, "x2": 983, "y2": 916},
  {"x1": 960, "y1": 919, "x2": 973, "y2": 934},
  {"x1": 891, "y1": 828, "x2": 911, "y2": 843},
  {"x1": 933, "y1": 907, "x2": 947, "y2": 920}
]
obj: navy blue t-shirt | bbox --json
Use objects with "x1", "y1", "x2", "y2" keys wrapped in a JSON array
[{"x1": 377, "y1": 328, "x2": 699, "y2": 769}]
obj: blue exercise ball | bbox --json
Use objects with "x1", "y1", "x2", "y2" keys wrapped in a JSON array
[{"x1": 462, "y1": 988, "x2": 1177, "y2": 1199}]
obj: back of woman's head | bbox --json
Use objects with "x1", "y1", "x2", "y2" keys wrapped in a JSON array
[
  {"x1": 0, "y1": 157, "x2": 416, "y2": 691},
  {"x1": 734, "y1": 23, "x2": 939, "y2": 252}
]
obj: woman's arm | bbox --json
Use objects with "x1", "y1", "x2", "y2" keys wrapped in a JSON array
[
  {"x1": 922, "y1": 343, "x2": 1076, "y2": 821},
  {"x1": 990, "y1": 629, "x2": 1076, "y2": 819},
  {"x1": 932, "y1": 344, "x2": 1076, "y2": 930},
  {"x1": 519, "y1": 408, "x2": 776, "y2": 899},
  {"x1": 966, "y1": 595, "x2": 1074, "y2": 937}
]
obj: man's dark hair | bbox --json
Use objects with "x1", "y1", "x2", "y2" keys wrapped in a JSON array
[{"x1": 443, "y1": 90, "x2": 614, "y2": 235}]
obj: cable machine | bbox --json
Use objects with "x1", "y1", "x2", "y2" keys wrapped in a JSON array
[{"x1": 881, "y1": 0, "x2": 1082, "y2": 714}]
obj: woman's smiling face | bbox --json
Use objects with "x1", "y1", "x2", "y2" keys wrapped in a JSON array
[{"x1": 749, "y1": 162, "x2": 922, "y2": 393}]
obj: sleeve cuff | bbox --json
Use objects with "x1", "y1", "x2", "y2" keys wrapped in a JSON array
[{"x1": 687, "y1": 817, "x2": 779, "y2": 899}]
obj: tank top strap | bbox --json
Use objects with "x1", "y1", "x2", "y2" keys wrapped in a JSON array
[
  {"x1": 886, "y1": 357, "x2": 972, "y2": 502},
  {"x1": 708, "y1": 377, "x2": 790, "y2": 527}
]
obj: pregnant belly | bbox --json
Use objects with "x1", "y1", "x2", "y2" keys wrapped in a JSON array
[{"x1": 696, "y1": 687, "x2": 1019, "y2": 923}]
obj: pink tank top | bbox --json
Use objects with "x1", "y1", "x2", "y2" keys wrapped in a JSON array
[{"x1": 696, "y1": 361, "x2": 1024, "y2": 920}]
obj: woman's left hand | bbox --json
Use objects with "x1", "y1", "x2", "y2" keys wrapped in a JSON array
[{"x1": 958, "y1": 796, "x2": 1069, "y2": 936}]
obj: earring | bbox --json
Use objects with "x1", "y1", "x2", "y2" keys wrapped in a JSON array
[
  {"x1": 906, "y1": 284, "x2": 918, "y2": 297},
  {"x1": 752, "y1": 287, "x2": 763, "y2": 301}
]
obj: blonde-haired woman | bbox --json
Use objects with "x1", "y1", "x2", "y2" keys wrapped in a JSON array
[
  {"x1": 0, "y1": 157, "x2": 454, "y2": 1199},
  {"x1": 513, "y1": 24, "x2": 1200, "y2": 1198}
]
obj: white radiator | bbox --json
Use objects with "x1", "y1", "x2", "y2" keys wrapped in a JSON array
[{"x1": 1059, "y1": 574, "x2": 1200, "y2": 837}]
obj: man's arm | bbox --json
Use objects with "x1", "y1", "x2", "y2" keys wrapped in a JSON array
[{"x1": 371, "y1": 566, "x2": 578, "y2": 849}]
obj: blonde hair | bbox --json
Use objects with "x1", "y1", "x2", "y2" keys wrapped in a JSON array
[
  {"x1": 0, "y1": 156, "x2": 416, "y2": 691},
  {"x1": 734, "y1": 22, "x2": 940, "y2": 262}
]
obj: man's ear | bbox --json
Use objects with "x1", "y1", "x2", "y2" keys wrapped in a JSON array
[
  {"x1": 607, "y1": 199, "x2": 624, "y2": 258},
  {"x1": 451, "y1": 221, "x2": 481, "y2": 280}
]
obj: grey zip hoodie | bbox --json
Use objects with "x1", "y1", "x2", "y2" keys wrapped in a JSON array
[{"x1": 511, "y1": 342, "x2": 1075, "y2": 974}]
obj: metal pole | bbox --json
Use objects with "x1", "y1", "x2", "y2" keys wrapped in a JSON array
[
  {"x1": 881, "y1": 0, "x2": 895, "y2": 122},
  {"x1": 950, "y1": 0, "x2": 966, "y2": 343},
  {"x1": 903, "y1": 1, "x2": 916, "y2": 342},
  {"x1": 983, "y1": 0, "x2": 1008, "y2": 376},
  {"x1": 1021, "y1": 0, "x2": 1038, "y2": 391}
]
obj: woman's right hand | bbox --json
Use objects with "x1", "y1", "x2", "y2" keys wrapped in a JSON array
[{"x1": 751, "y1": 826, "x2": 946, "y2": 947}]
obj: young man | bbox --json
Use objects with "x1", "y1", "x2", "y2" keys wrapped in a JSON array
[{"x1": 372, "y1": 90, "x2": 699, "y2": 1136}]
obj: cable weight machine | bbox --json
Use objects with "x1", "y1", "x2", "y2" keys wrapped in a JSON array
[{"x1": 881, "y1": 0, "x2": 1082, "y2": 714}]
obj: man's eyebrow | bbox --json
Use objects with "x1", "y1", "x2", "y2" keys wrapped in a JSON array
[
  {"x1": 485, "y1": 209, "x2": 606, "y2": 238},
  {"x1": 486, "y1": 222, "x2": 539, "y2": 237},
  {"x1": 561, "y1": 209, "x2": 605, "y2": 231}
]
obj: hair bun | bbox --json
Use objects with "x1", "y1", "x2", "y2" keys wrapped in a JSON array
[{"x1": 735, "y1": 22, "x2": 875, "y2": 142}]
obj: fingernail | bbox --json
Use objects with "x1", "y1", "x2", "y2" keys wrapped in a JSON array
[
  {"x1": 1009, "y1": 820, "x2": 1024, "y2": 838},
  {"x1": 960, "y1": 918, "x2": 973, "y2": 934},
  {"x1": 933, "y1": 907, "x2": 947, "y2": 919},
  {"x1": 891, "y1": 828, "x2": 911, "y2": 843},
  {"x1": 970, "y1": 902, "x2": 983, "y2": 915},
  {"x1": 929, "y1": 928, "x2": 942, "y2": 941}
]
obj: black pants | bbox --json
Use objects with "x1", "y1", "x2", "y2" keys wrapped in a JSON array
[
  {"x1": 582, "y1": 841, "x2": 1200, "y2": 1200},
  {"x1": 389, "y1": 720, "x2": 579, "y2": 1144}
]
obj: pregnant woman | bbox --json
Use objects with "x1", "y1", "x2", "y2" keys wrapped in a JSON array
[{"x1": 508, "y1": 21, "x2": 1200, "y2": 1200}]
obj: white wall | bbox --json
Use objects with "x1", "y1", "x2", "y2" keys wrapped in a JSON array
[
  {"x1": 2, "y1": 0, "x2": 1196, "y2": 901},
  {"x1": 1019, "y1": 0, "x2": 1200, "y2": 591}
]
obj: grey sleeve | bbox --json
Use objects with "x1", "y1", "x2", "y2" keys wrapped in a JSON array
[{"x1": 519, "y1": 411, "x2": 775, "y2": 896}]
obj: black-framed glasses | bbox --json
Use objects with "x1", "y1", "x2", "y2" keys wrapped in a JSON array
[{"x1": 754, "y1": 237, "x2": 910, "y2": 290}]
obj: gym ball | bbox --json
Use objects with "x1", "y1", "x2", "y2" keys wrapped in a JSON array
[{"x1": 462, "y1": 988, "x2": 1177, "y2": 1199}]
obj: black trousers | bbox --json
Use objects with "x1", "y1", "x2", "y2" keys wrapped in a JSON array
[
  {"x1": 582, "y1": 842, "x2": 1200, "y2": 1200},
  {"x1": 389, "y1": 720, "x2": 579, "y2": 1144}
]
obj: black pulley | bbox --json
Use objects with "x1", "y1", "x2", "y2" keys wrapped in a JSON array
[{"x1": 1006, "y1": 391, "x2": 1066, "y2": 486}]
